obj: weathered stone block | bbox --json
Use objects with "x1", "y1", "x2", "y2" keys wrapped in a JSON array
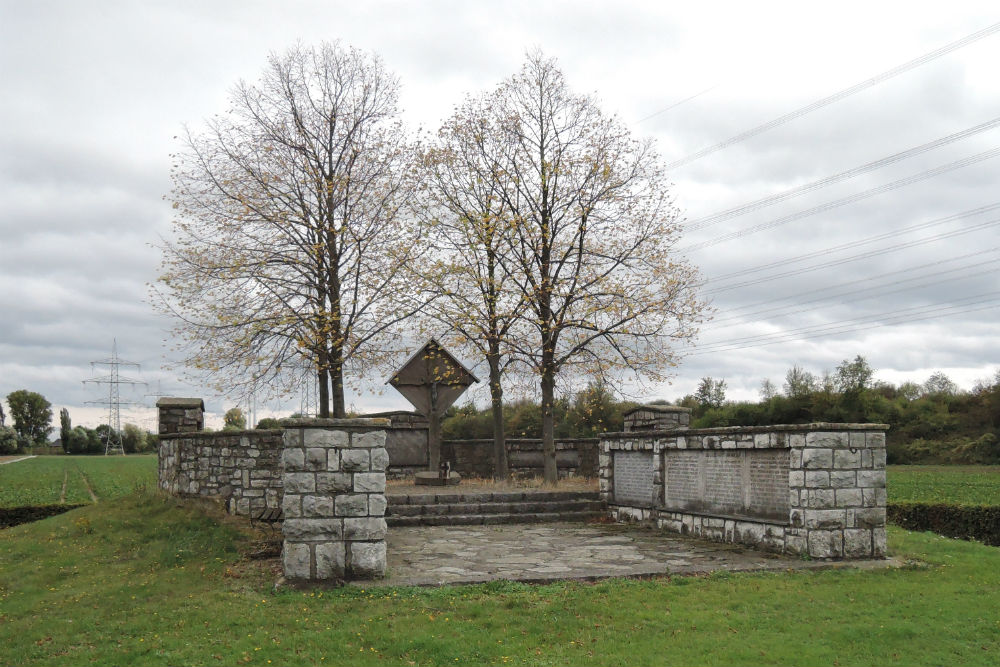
[
  {"x1": 789, "y1": 470, "x2": 805, "y2": 487},
  {"x1": 873, "y1": 527, "x2": 887, "y2": 558},
  {"x1": 354, "y1": 472, "x2": 385, "y2": 493},
  {"x1": 302, "y1": 495, "x2": 334, "y2": 518},
  {"x1": 344, "y1": 517, "x2": 387, "y2": 541},
  {"x1": 855, "y1": 507, "x2": 885, "y2": 529},
  {"x1": 349, "y1": 541, "x2": 386, "y2": 578},
  {"x1": 305, "y1": 448, "x2": 327, "y2": 470},
  {"x1": 352, "y1": 431, "x2": 386, "y2": 449},
  {"x1": 282, "y1": 518, "x2": 343, "y2": 540},
  {"x1": 736, "y1": 521, "x2": 765, "y2": 545},
  {"x1": 862, "y1": 487, "x2": 878, "y2": 507},
  {"x1": 867, "y1": 432, "x2": 886, "y2": 448},
  {"x1": 303, "y1": 429, "x2": 349, "y2": 448},
  {"x1": 844, "y1": 529, "x2": 872, "y2": 558},
  {"x1": 807, "y1": 489, "x2": 836, "y2": 508},
  {"x1": 789, "y1": 489, "x2": 800, "y2": 507},
  {"x1": 335, "y1": 493, "x2": 368, "y2": 517},
  {"x1": 368, "y1": 494, "x2": 387, "y2": 517},
  {"x1": 326, "y1": 450, "x2": 341, "y2": 472},
  {"x1": 316, "y1": 472, "x2": 353, "y2": 493},
  {"x1": 785, "y1": 531, "x2": 808, "y2": 555},
  {"x1": 802, "y1": 448, "x2": 833, "y2": 469},
  {"x1": 805, "y1": 509, "x2": 846, "y2": 530},
  {"x1": 370, "y1": 448, "x2": 389, "y2": 472},
  {"x1": 806, "y1": 432, "x2": 849, "y2": 449},
  {"x1": 790, "y1": 509, "x2": 803, "y2": 527},
  {"x1": 315, "y1": 542, "x2": 346, "y2": 579},
  {"x1": 754, "y1": 433, "x2": 772, "y2": 448},
  {"x1": 808, "y1": 529, "x2": 843, "y2": 558},
  {"x1": 833, "y1": 449, "x2": 860, "y2": 469},
  {"x1": 830, "y1": 470, "x2": 857, "y2": 488},
  {"x1": 283, "y1": 429, "x2": 302, "y2": 449},
  {"x1": 835, "y1": 488, "x2": 863, "y2": 507},
  {"x1": 805, "y1": 471, "x2": 830, "y2": 488},
  {"x1": 282, "y1": 494, "x2": 302, "y2": 518},
  {"x1": 341, "y1": 449, "x2": 370, "y2": 472},
  {"x1": 283, "y1": 542, "x2": 311, "y2": 579},
  {"x1": 284, "y1": 472, "x2": 315, "y2": 494},
  {"x1": 873, "y1": 448, "x2": 886, "y2": 467},
  {"x1": 858, "y1": 470, "x2": 886, "y2": 489}
]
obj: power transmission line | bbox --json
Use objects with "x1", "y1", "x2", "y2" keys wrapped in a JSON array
[
  {"x1": 664, "y1": 21, "x2": 1000, "y2": 171},
  {"x1": 685, "y1": 117, "x2": 1000, "y2": 232},
  {"x1": 679, "y1": 146, "x2": 1000, "y2": 253},
  {"x1": 636, "y1": 85, "x2": 718, "y2": 124},
  {"x1": 83, "y1": 340, "x2": 146, "y2": 455}
]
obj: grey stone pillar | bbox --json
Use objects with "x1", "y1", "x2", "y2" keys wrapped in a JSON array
[
  {"x1": 156, "y1": 397, "x2": 205, "y2": 435},
  {"x1": 280, "y1": 418, "x2": 389, "y2": 581}
]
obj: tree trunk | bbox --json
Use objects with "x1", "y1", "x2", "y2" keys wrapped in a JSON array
[
  {"x1": 540, "y1": 364, "x2": 557, "y2": 485},
  {"x1": 330, "y1": 344, "x2": 346, "y2": 418},
  {"x1": 317, "y1": 348, "x2": 330, "y2": 418},
  {"x1": 488, "y1": 354, "x2": 508, "y2": 481}
]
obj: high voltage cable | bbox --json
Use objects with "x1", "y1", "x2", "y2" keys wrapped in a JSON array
[
  {"x1": 685, "y1": 117, "x2": 1000, "y2": 232},
  {"x1": 689, "y1": 293, "x2": 1000, "y2": 354},
  {"x1": 704, "y1": 256, "x2": 1000, "y2": 328},
  {"x1": 702, "y1": 218, "x2": 1000, "y2": 295},
  {"x1": 679, "y1": 146, "x2": 1000, "y2": 253},
  {"x1": 636, "y1": 85, "x2": 719, "y2": 124},
  {"x1": 664, "y1": 21, "x2": 1000, "y2": 171},
  {"x1": 702, "y1": 203, "x2": 1000, "y2": 285}
]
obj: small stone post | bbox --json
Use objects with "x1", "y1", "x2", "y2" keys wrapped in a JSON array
[
  {"x1": 156, "y1": 398, "x2": 204, "y2": 435},
  {"x1": 280, "y1": 418, "x2": 389, "y2": 581}
]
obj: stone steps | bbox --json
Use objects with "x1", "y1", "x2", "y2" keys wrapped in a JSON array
[{"x1": 385, "y1": 490, "x2": 606, "y2": 527}]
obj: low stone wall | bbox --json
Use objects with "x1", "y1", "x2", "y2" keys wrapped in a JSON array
[
  {"x1": 440, "y1": 438, "x2": 600, "y2": 479},
  {"x1": 281, "y1": 419, "x2": 388, "y2": 581},
  {"x1": 600, "y1": 423, "x2": 887, "y2": 559},
  {"x1": 158, "y1": 430, "x2": 284, "y2": 516}
]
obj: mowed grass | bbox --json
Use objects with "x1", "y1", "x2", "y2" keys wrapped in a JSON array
[
  {"x1": 887, "y1": 465, "x2": 1000, "y2": 505},
  {"x1": 2, "y1": 492, "x2": 1000, "y2": 666},
  {"x1": 0, "y1": 455, "x2": 157, "y2": 507}
]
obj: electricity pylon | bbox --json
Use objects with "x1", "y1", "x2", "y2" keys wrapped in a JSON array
[{"x1": 83, "y1": 340, "x2": 145, "y2": 455}]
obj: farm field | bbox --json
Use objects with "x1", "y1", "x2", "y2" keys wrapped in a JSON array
[
  {"x1": 0, "y1": 455, "x2": 157, "y2": 507},
  {"x1": 887, "y1": 464, "x2": 1000, "y2": 505}
]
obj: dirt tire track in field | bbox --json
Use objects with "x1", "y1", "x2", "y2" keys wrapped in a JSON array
[
  {"x1": 59, "y1": 470, "x2": 68, "y2": 503},
  {"x1": 77, "y1": 468, "x2": 98, "y2": 503}
]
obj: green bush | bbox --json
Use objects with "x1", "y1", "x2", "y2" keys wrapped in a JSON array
[
  {"x1": 0, "y1": 426, "x2": 17, "y2": 455},
  {"x1": 888, "y1": 502, "x2": 1000, "y2": 546}
]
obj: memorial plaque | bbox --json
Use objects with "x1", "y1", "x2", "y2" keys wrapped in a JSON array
[
  {"x1": 664, "y1": 449, "x2": 789, "y2": 522},
  {"x1": 613, "y1": 451, "x2": 655, "y2": 507}
]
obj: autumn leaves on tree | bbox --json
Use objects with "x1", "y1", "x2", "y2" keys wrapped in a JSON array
[{"x1": 158, "y1": 44, "x2": 705, "y2": 482}]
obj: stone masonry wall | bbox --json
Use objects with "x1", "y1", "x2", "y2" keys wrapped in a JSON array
[
  {"x1": 158, "y1": 430, "x2": 283, "y2": 515},
  {"x1": 280, "y1": 419, "x2": 388, "y2": 581},
  {"x1": 600, "y1": 423, "x2": 887, "y2": 559}
]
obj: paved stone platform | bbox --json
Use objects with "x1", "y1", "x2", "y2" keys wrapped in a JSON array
[{"x1": 357, "y1": 521, "x2": 897, "y2": 587}]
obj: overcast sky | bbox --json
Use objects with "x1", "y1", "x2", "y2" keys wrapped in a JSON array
[{"x1": 1, "y1": 1, "x2": 998, "y2": 430}]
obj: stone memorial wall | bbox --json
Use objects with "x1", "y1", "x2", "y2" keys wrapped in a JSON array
[{"x1": 599, "y1": 423, "x2": 888, "y2": 559}]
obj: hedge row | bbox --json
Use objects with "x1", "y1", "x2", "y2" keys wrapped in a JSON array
[
  {"x1": 887, "y1": 502, "x2": 1000, "y2": 546},
  {"x1": 0, "y1": 504, "x2": 85, "y2": 529}
]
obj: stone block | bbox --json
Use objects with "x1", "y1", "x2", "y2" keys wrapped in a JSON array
[
  {"x1": 806, "y1": 432, "x2": 849, "y2": 449},
  {"x1": 303, "y1": 429, "x2": 349, "y2": 448},
  {"x1": 368, "y1": 494, "x2": 387, "y2": 517},
  {"x1": 807, "y1": 529, "x2": 843, "y2": 558},
  {"x1": 282, "y1": 518, "x2": 343, "y2": 540},
  {"x1": 804, "y1": 509, "x2": 846, "y2": 530},
  {"x1": 283, "y1": 429, "x2": 302, "y2": 449},
  {"x1": 802, "y1": 448, "x2": 833, "y2": 469},
  {"x1": 354, "y1": 472, "x2": 385, "y2": 493},
  {"x1": 282, "y1": 494, "x2": 302, "y2": 518},
  {"x1": 873, "y1": 448, "x2": 886, "y2": 467},
  {"x1": 858, "y1": 470, "x2": 886, "y2": 489},
  {"x1": 370, "y1": 448, "x2": 389, "y2": 472},
  {"x1": 788, "y1": 433, "x2": 805, "y2": 448},
  {"x1": 807, "y1": 489, "x2": 836, "y2": 508},
  {"x1": 335, "y1": 493, "x2": 369, "y2": 517},
  {"x1": 830, "y1": 470, "x2": 856, "y2": 488},
  {"x1": 789, "y1": 489, "x2": 800, "y2": 507},
  {"x1": 305, "y1": 448, "x2": 327, "y2": 470},
  {"x1": 344, "y1": 517, "x2": 387, "y2": 541},
  {"x1": 302, "y1": 495, "x2": 335, "y2": 518},
  {"x1": 849, "y1": 432, "x2": 866, "y2": 449},
  {"x1": 326, "y1": 450, "x2": 341, "y2": 472},
  {"x1": 788, "y1": 470, "x2": 805, "y2": 487},
  {"x1": 785, "y1": 532, "x2": 808, "y2": 555},
  {"x1": 754, "y1": 433, "x2": 772, "y2": 448},
  {"x1": 315, "y1": 542, "x2": 346, "y2": 579},
  {"x1": 862, "y1": 487, "x2": 878, "y2": 507},
  {"x1": 284, "y1": 472, "x2": 316, "y2": 494},
  {"x1": 844, "y1": 529, "x2": 872, "y2": 558},
  {"x1": 861, "y1": 449, "x2": 873, "y2": 468},
  {"x1": 283, "y1": 541, "x2": 311, "y2": 579},
  {"x1": 867, "y1": 432, "x2": 886, "y2": 448},
  {"x1": 721, "y1": 439, "x2": 736, "y2": 449},
  {"x1": 316, "y1": 472, "x2": 353, "y2": 493},
  {"x1": 873, "y1": 527, "x2": 887, "y2": 558},
  {"x1": 804, "y1": 471, "x2": 830, "y2": 488},
  {"x1": 352, "y1": 431, "x2": 386, "y2": 449},
  {"x1": 736, "y1": 521, "x2": 765, "y2": 545},
  {"x1": 855, "y1": 507, "x2": 885, "y2": 529},
  {"x1": 349, "y1": 541, "x2": 386, "y2": 578},
  {"x1": 788, "y1": 448, "x2": 803, "y2": 468},
  {"x1": 835, "y1": 488, "x2": 863, "y2": 507},
  {"x1": 833, "y1": 449, "x2": 860, "y2": 469},
  {"x1": 341, "y1": 449, "x2": 370, "y2": 472}
]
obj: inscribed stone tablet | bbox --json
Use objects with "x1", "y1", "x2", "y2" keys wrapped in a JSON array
[{"x1": 613, "y1": 451, "x2": 654, "y2": 507}]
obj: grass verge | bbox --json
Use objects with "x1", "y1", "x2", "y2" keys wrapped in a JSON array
[
  {"x1": 2, "y1": 491, "x2": 1000, "y2": 666},
  {"x1": 0, "y1": 455, "x2": 157, "y2": 507}
]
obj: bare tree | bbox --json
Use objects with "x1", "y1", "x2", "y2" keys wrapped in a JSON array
[
  {"x1": 157, "y1": 42, "x2": 423, "y2": 416},
  {"x1": 491, "y1": 53, "x2": 705, "y2": 483},
  {"x1": 414, "y1": 92, "x2": 530, "y2": 480}
]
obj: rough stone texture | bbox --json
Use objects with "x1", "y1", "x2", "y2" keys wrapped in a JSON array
[
  {"x1": 157, "y1": 429, "x2": 283, "y2": 516},
  {"x1": 600, "y1": 423, "x2": 888, "y2": 560},
  {"x1": 156, "y1": 398, "x2": 205, "y2": 435},
  {"x1": 281, "y1": 421, "x2": 387, "y2": 582}
]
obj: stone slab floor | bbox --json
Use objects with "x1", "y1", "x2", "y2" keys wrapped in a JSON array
[{"x1": 355, "y1": 521, "x2": 897, "y2": 587}]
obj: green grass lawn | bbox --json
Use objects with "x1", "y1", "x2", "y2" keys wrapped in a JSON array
[
  {"x1": 887, "y1": 465, "x2": 1000, "y2": 505},
  {"x1": 0, "y1": 455, "x2": 157, "y2": 507},
  {"x1": 1, "y1": 491, "x2": 1000, "y2": 666}
]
